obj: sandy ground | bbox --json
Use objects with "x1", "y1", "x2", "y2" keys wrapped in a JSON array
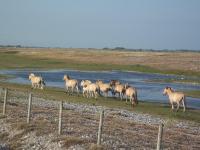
[{"x1": 0, "y1": 89, "x2": 200, "y2": 150}]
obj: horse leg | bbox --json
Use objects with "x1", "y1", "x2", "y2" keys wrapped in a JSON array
[
  {"x1": 76, "y1": 86, "x2": 79, "y2": 95},
  {"x1": 182, "y1": 98, "x2": 186, "y2": 112},
  {"x1": 176, "y1": 102, "x2": 180, "y2": 112},
  {"x1": 65, "y1": 86, "x2": 68, "y2": 93},
  {"x1": 92, "y1": 91, "x2": 95, "y2": 98},
  {"x1": 33, "y1": 83, "x2": 36, "y2": 89},
  {"x1": 126, "y1": 96, "x2": 128, "y2": 103},
  {"x1": 86, "y1": 91, "x2": 89, "y2": 98},
  {"x1": 171, "y1": 102, "x2": 174, "y2": 111},
  {"x1": 131, "y1": 97, "x2": 134, "y2": 107},
  {"x1": 89, "y1": 91, "x2": 91, "y2": 98}
]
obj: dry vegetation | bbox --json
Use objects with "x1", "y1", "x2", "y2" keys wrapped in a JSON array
[{"x1": 1, "y1": 47, "x2": 200, "y2": 74}]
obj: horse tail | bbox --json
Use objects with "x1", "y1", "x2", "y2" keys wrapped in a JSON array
[
  {"x1": 40, "y1": 77, "x2": 45, "y2": 86},
  {"x1": 42, "y1": 80, "x2": 46, "y2": 86}
]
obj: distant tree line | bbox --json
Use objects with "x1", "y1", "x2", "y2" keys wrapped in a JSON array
[
  {"x1": 102, "y1": 47, "x2": 200, "y2": 52},
  {"x1": 0, "y1": 45, "x2": 199, "y2": 52}
]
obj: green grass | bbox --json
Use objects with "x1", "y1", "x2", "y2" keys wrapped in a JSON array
[
  {"x1": 0, "y1": 51, "x2": 158, "y2": 72},
  {"x1": 1, "y1": 82, "x2": 200, "y2": 123},
  {"x1": 0, "y1": 74, "x2": 15, "y2": 80},
  {"x1": 0, "y1": 51, "x2": 200, "y2": 78},
  {"x1": 184, "y1": 90, "x2": 200, "y2": 98}
]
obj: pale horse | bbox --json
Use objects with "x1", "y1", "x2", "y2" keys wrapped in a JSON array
[
  {"x1": 124, "y1": 84, "x2": 138, "y2": 107},
  {"x1": 163, "y1": 87, "x2": 186, "y2": 112},
  {"x1": 109, "y1": 80, "x2": 125, "y2": 100},
  {"x1": 63, "y1": 75, "x2": 79, "y2": 94},
  {"x1": 96, "y1": 80, "x2": 112, "y2": 98},
  {"x1": 80, "y1": 80, "x2": 92, "y2": 97},
  {"x1": 80, "y1": 80, "x2": 99, "y2": 99},
  {"x1": 28, "y1": 73, "x2": 45, "y2": 89}
]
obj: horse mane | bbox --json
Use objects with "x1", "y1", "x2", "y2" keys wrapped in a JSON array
[
  {"x1": 66, "y1": 75, "x2": 71, "y2": 80},
  {"x1": 166, "y1": 86, "x2": 174, "y2": 92},
  {"x1": 110, "y1": 80, "x2": 120, "y2": 86}
]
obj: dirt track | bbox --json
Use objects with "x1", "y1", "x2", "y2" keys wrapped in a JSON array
[{"x1": 0, "y1": 89, "x2": 200, "y2": 149}]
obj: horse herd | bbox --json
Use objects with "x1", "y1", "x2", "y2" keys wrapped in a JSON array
[{"x1": 28, "y1": 73, "x2": 186, "y2": 112}]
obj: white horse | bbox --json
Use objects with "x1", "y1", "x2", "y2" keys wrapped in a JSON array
[
  {"x1": 80, "y1": 80, "x2": 99, "y2": 99},
  {"x1": 96, "y1": 80, "x2": 112, "y2": 97},
  {"x1": 63, "y1": 75, "x2": 79, "y2": 94},
  {"x1": 80, "y1": 80, "x2": 92, "y2": 97},
  {"x1": 109, "y1": 80, "x2": 125, "y2": 100},
  {"x1": 163, "y1": 87, "x2": 186, "y2": 112},
  {"x1": 29, "y1": 73, "x2": 45, "y2": 89},
  {"x1": 125, "y1": 84, "x2": 138, "y2": 107}
]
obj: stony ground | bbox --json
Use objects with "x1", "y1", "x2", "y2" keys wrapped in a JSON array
[{"x1": 0, "y1": 89, "x2": 200, "y2": 150}]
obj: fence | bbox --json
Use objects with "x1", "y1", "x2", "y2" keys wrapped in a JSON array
[{"x1": 0, "y1": 87, "x2": 164, "y2": 149}]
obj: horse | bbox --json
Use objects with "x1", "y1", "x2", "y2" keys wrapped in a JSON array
[
  {"x1": 124, "y1": 84, "x2": 138, "y2": 107},
  {"x1": 63, "y1": 75, "x2": 79, "y2": 94},
  {"x1": 110, "y1": 80, "x2": 121, "y2": 87},
  {"x1": 163, "y1": 87, "x2": 186, "y2": 112},
  {"x1": 80, "y1": 80, "x2": 92, "y2": 97},
  {"x1": 110, "y1": 80, "x2": 125, "y2": 100},
  {"x1": 80, "y1": 80, "x2": 99, "y2": 99},
  {"x1": 28, "y1": 73, "x2": 45, "y2": 89},
  {"x1": 96, "y1": 80, "x2": 112, "y2": 98}
]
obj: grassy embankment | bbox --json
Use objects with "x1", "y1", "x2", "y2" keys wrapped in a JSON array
[{"x1": 0, "y1": 82, "x2": 200, "y2": 123}]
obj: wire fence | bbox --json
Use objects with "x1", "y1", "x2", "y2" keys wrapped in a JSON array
[{"x1": 1, "y1": 87, "x2": 198, "y2": 149}]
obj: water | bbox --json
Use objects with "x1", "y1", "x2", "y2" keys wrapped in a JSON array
[{"x1": 0, "y1": 69, "x2": 200, "y2": 109}]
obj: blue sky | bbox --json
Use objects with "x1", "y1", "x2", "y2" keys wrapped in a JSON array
[{"x1": 0, "y1": 0, "x2": 200, "y2": 50}]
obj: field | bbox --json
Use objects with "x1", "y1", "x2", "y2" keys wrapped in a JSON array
[
  {"x1": 0, "y1": 48, "x2": 200, "y2": 77},
  {"x1": 0, "y1": 48, "x2": 200, "y2": 149}
]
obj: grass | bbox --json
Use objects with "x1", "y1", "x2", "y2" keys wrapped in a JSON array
[
  {"x1": 0, "y1": 49, "x2": 200, "y2": 78},
  {"x1": 0, "y1": 74, "x2": 15, "y2": 80},
  {"x1": 0, "y1": 82, "x2": 200, "y2": 123},
  {"x1": 184, "y1": 90, "x2": 200, "y2": 98},
  {"x1": 0, "y1": 50, "x2": 159, "y2": 72}
]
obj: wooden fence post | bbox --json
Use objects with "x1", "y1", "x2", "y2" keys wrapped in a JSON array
[
  {"x1": 3, "y1": 88, "x2": 8, "y2": 115},
  {"x1": 58, "y1": 101, "x2": 63, "y2": 135},
  {"x1": 97, "y1": 110, "x2": 104, "y2": 145},
  {"x1": 157, "y1": 123, "x2": 164, "y2": 150},
  {"x1": 27, "y1": 93, "x2": 32, "y2": 123}
]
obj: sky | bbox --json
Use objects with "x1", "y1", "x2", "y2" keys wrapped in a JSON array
[{"x1": 0, "y1": 0, "x2": 200, "y2": 50}]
